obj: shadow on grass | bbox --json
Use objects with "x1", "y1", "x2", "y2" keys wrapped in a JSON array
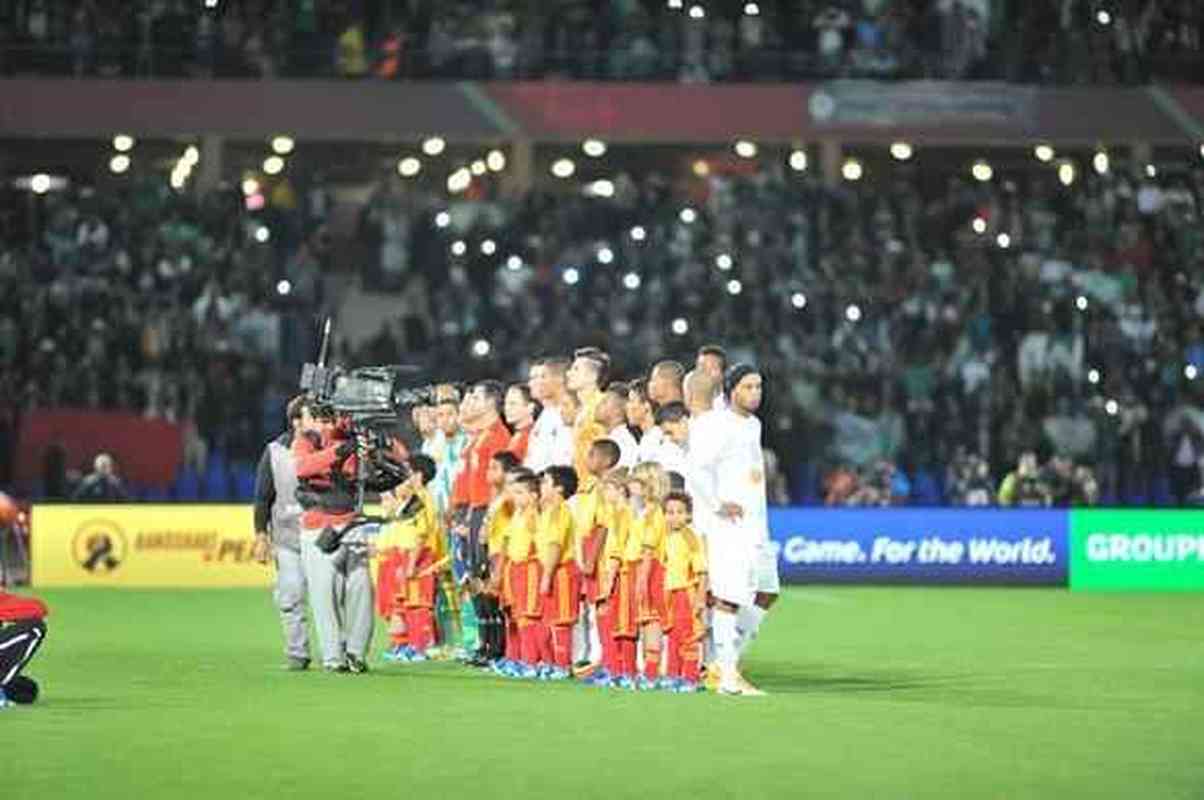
[{"x1": 748, "y1": 663, "x2": 951, "y2": 696}]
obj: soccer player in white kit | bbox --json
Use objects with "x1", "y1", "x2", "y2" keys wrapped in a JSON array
[{"x1": 688, "y1": 364, "x2": 779, "y2": 696}]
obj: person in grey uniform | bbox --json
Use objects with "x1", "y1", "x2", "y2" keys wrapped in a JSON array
[{"x1": 253, "y1": 396, "x2": 311, "y2": 671}]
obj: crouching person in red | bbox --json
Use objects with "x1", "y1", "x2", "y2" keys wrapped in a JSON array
[{"x1": 0, "y1": 589, "x2": 48, "y2": 707}]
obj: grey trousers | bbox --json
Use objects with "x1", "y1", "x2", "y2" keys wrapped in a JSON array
[
  {"x1": 300, "y1": 529, "x2": 374, "y2": 668},
  {"x1": 273, "y1": 545, "x2": 311, "y2": 662}
]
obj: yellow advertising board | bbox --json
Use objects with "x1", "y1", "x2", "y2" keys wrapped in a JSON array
[{"x1": 32, "y1": 505, "x2": 274, "y2": 588}]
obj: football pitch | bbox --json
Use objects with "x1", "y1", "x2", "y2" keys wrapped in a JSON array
[{"x1": 7, "y1": 587, "x2": 1203, "y2": 799}]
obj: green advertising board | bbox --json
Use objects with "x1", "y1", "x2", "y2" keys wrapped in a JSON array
[{"x1": 1070, "y1": 509, "x2": 1204, "y2": 590}]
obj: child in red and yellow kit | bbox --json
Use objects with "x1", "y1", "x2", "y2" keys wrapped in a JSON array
[
  {"x1": 662, "y1": 491, "x2": 708, "y2": 692},
  {"x1": 586, "y1": 468, "x2": 631, "y2": 686},
  {"x1": 573, "y1": 440, "x2": 620, "y2": 676},
  {"x1": 503, "y1": 469, "x2": 543, "y2": 679},
  {"x1": 379, "y1": 455, "x2": 441, "y2": 662},
  {"x1": 481, "y1": 451, "x2": 520, "y2": 666},
  {"x1": 633, "y1": 461, "x2": 671, "y2": 688},
  {"x1": 537, "y1": 465, "x2": 580, "y2": 679}
]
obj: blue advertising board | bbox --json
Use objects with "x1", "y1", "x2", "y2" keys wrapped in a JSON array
[{"x1": 767, "y1": 508, "x2": 1069, "y2": 585}]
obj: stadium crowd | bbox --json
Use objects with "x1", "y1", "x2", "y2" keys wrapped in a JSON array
[
  {"x1": 4, "y1": 144, "x2": 1204, "y2": 506},
  {"x1": 1, "y1": 0, "x2": 1202, "y2": 84}
]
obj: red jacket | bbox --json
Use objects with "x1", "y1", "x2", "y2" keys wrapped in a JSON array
[
  {"x1": 0, "y1": 591, "x2": 48, "y2": 622},
  {"x1": 467, "y1": 419, "x2": 512, "y2": 508},
  {"x1": 292, "y1": 427, "x2": 360, "y2": 530},
  {"x1": 508, "y1": 425, "x2": 532, "y2": 463}
]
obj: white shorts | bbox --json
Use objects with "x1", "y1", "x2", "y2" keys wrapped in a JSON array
[
  {"x1": 705, "y1": 520, "x2": 759, "y2": 608},
  {"x1": 753, "y1": 540, "x2": 781, "y2": 596}
]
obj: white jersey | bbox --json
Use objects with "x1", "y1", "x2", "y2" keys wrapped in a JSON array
[
  {"x1": 644, "y1": 435, "x2": 688, "y2": 478},
  {"x1": 635, "y1": 426, "x2": 665, "y2": 465},
  {"x1": 525, "y1": 405, "x2": 574, "y2": 471},
  {"x1": 689, "y1": 407, "x2": 768, "y2": 541},
  {"x1": 608, "y1": 424, "x2": 639, "y2": 468}
]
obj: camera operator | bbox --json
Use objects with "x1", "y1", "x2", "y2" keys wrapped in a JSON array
[
  {"x1": 292, "y1": 399, "x2": 374, "y2": 674},
  {"x1": 252, "y1": 395, "x2": 311, "y2": 671}
]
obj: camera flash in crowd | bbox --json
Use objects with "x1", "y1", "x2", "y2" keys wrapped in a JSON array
[
  {"x1": 254, "y1": 226, "x2": 270, "y2": 243},
  {"x1": 842, "y1": 158, "x2": 863, "y2": 181},
  {"x1": 890, "y1": 142, "x2": 913, "y2": 161},
  {"x1": 241, "y1": 178, "x2": 259, "y2": 196},
  {"x1": 470, "y1": 160, "x2": 487, "y2": 176},
  {"x1": 688, "y1": 4, "x2": 705, "y2": 19},
  {"x1": 1076, "y1": 295, "x2": 1089, "y2": 311},
  {"x1": 1145, "y1": 164, "x2": 1157, "y2": 178},
  {"x1": 1105, "y1": 399, "x2": 1120, "y2": 416},
  {"x1": 1187, "y1": 364, "x2": 1199, "y2": 381},
  {"x1": 506, "y1": 255, "x2": 523, "y2": 271},
  {"x1": 113, "y1": 134, "x2": 135, "y2": 152},
  {"x1": 791, "y1": 292, "x2": 807, "y2": 309},
  {"x1": 422, "y1": 137, "x2": 445, "y2": 156},
  {"x1": 1088, "y1": 369, "x2": 1101, "y2": 385},
  {"x1": 623, "y1": 272, "x2": 641, "y2": 290},
  {"x1": 589, "y1": 179, "x2": 615, "y2": 198},
  {"x1": 563, "y1": 268, "x2": 580, "y2": 285},
  {"x1": 435, "y1": 211, "x2": 451, "y2": 228},
  {"x1": 472, "y1": 339, "x2": 491, "y2": 358},
  {"x1": 715, "y1": 253, "x2": 733, "y2": 271},
  {"x1": 109, "y1": 155, "x2": 131, "y2": 175},
  {"x1": 481, "y1": 239, "x2": 497, "y2": 256},
  {"x1": 486, "y1": 150, "x2": 506, "y2": 172},
  {"x1": 582, "y1": 139, "x2": 607, "y2": 158},
  {"x1": 734, "y1": 140, "x2": 757, "y2": 159},
  {"x1": 263, "y1": 156, "x2": 284, "y2": 175},
  {"x1": 276, "y1": 279, "x2": 291, "y2": 296},
  {"x1": 996, "y1": 232, "x2": 1011, "y2": 249},
  {"x1": 671, "y1": 317, "x2": 689, "y2": 335},
  {"x1": 183, "y1": 146, "x2": 200, "y2": 166},
  {"x1": 551, "y1": 158, "x2": 576, "y2": 179},
  {"x1": 447, "y1": 168, "x2": 471, "y2": 193},
  {"x1": 1093, "y1": 151, "x2": 1110, "y2": 175},
  {"x1": 744, "y1": 2, "x2": 760, "y2": 15},
  {"x1": 789, "y1": 150, "x2": 808, "y2": 171},
  {"x1": 1059, "y1": 162, "x2": 1076, "y2": 186},
  {"x1": 667, "y1": 0, "x2": 683, "y2": 8},
  {"x1": 679, "y1": 207, "x2": 697, "y2": 224},
  {"x1": 1034, "y1": 144, "x2": 1055, "y2": 162},
  {"x1": 271, "y1": 136, "x2": 295, "y2": 155},
  {"x1": 846, "y1": 304, "x2": 862, "y2": 323},
  {"x1": 597, "y1": 246, "x2": 615, "y2": 264},
  {"x1": 398, "y1": 157, "x2": 421, "y2": 177},
  {"x1": 1096, "y1": 9, "x2": 1112, "y2": 25},
  {"x1": 971, "y1": 160, "x2": 993, "y2": 182},
  {"x1": 630, "y1": 225, "x2": 647, "y2": 242},
  {"x1": 451, "y1": 240, "x2": 467, "y2": 256},
  {"x1": 726, "y1": 279, "x2": 743, "y2": 296},
  {"x1": 972, "y1": 216, "x2": 987, "y2": 234}
]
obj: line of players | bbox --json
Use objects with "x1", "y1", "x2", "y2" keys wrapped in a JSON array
[{"x1": 374, "y1": 346, "x2": 778, "y2": 696}]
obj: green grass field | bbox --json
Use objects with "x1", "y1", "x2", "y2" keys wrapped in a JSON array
[{"x1": 6, "y1": 587, "x2": 1204, "y2": 799}]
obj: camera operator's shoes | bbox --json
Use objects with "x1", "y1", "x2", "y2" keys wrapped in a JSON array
[
  {"x1": 346, "y1": 654, "x2": 369, "y2": 674},
  {"x1": 5, "y1": 676, "x2": 39, "y2": 704},
  {"x1": 285, "y1": 657, "x2": 310, "y2": 671},
  {"x1": 324, "y1": 662, "x2": 350, "y2": 673},
  {"x1": 0, "y1": 688, "x2": 11, "y2": 709}
]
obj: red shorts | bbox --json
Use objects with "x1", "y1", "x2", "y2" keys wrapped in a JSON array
[
  {"x1": 376, "y1": 549, "x2": 409, "y2": 618},
  {"x1": 499, "y1": 556, "x2": 513, "y2": 608},
  {"x1": 509, "y1": 559, "x2": 543, "y2": 620},
  {"x1": 638, "y1": 560, "x2": 668, "y2": 624},
  {"x1": 611, "y1": 566, "x2": 638, "y2": 639},
  {"x1": 542, "y1": 563, "x2": 581, "y2": 627},
  {"x1": 580, "y1": 530, "x2": 603, "y2": 600}
]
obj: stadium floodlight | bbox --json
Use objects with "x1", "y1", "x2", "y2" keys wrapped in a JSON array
[
  {"x1": 734, "y1": 140, "x2": 758, "y2": 159},
  {"x1": 997, "y1": 232, "x2": 1011, "y2": 249},
  {"x1": 551, "y1": 158, "x2": 576, "y2": 179},
  {"x1": 563, "y1": 268, "x2": 580, "y2": 285},
  {"x1": 451, "y1": 240, "x2": 467, "y2": 256},
  {"x1": 791, "y1": 292, "x2": 807, "y2": 309},
  {"x1": 679, "y1": 207, "x2": 697, "y2": 224},
  {"x1": 481, "y1": 239, "x2": 497, "y2": 256},
  {"x1": 842, "y1": 158, "x2": 863, "y2": 181},
  {"x1": 971, "y1": 160, "x2": 993, "y2": 182},
  {"x1": 109, "y1": 155, "x2": 131, "y2": 175},
  {"x1": 715, "y1": 253, "x2": 733, "y2": 271},
  {"x1": 422, "y1": 137, "x2": 446, "y2": 156},
  {"x1": 263, "y1": 156, "x2": 284, "y2": 175},
  {"x1": 506, "y1": 255, "x2": 523, "y2": 271},
  {"x1": 630, "y1": 225, "x2": 647, "y2": 242},
  {"x1": 688, "y1": 4, "x2": 705, "y2": 18},
  {"x1": 271, "y1": 136, "x2": 295, "y2": 155},
  {"x1": 726, "y1": 279, "x2": 743, "y2": 296},
  {"x1": 486, "y1": 150, "x2": 506, "y2": 172},
  {"x1": 789, "y1": 150, "x2": 808, "y2": 171},
  {"x1": 1093, "y1": 151, "x2": 1110, "y2": 175},
  {"x1": 1034, "y1": 144, "x2": 1055, "y2": 162},
  {"x1": 112, "y1": 134, "x2": 135, "y2": 152},
  {"x1": 470, "y1": 160, "x2": 487, "y2": 176},
  {"x1": 435, "y1": 211, "x2": 451, "y2": 228},
  {"x1": 623, "y1": 272, "x2": 641, "y2": 290},
  {"x1": 472, "y1": 339, "x2": 491, "y2": 358},
  {"x1": 397, "y1": 157, "x2": 421, "y2": 177},
  {"x1": 597, "y1": 246, "x2": 614, "y2": 264},
  {"x1": 845, "y1": 304, "x2": 862, "y2": 323},
  {"x1": 671, "y1": 317, "x2": 689, "y2": 335},
  {"x1": 890, "y1": 142, "x2": 913, "y2": 161},
  {"x1": 582, "y1": 139, "x2": 607, "y2": 158}
]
